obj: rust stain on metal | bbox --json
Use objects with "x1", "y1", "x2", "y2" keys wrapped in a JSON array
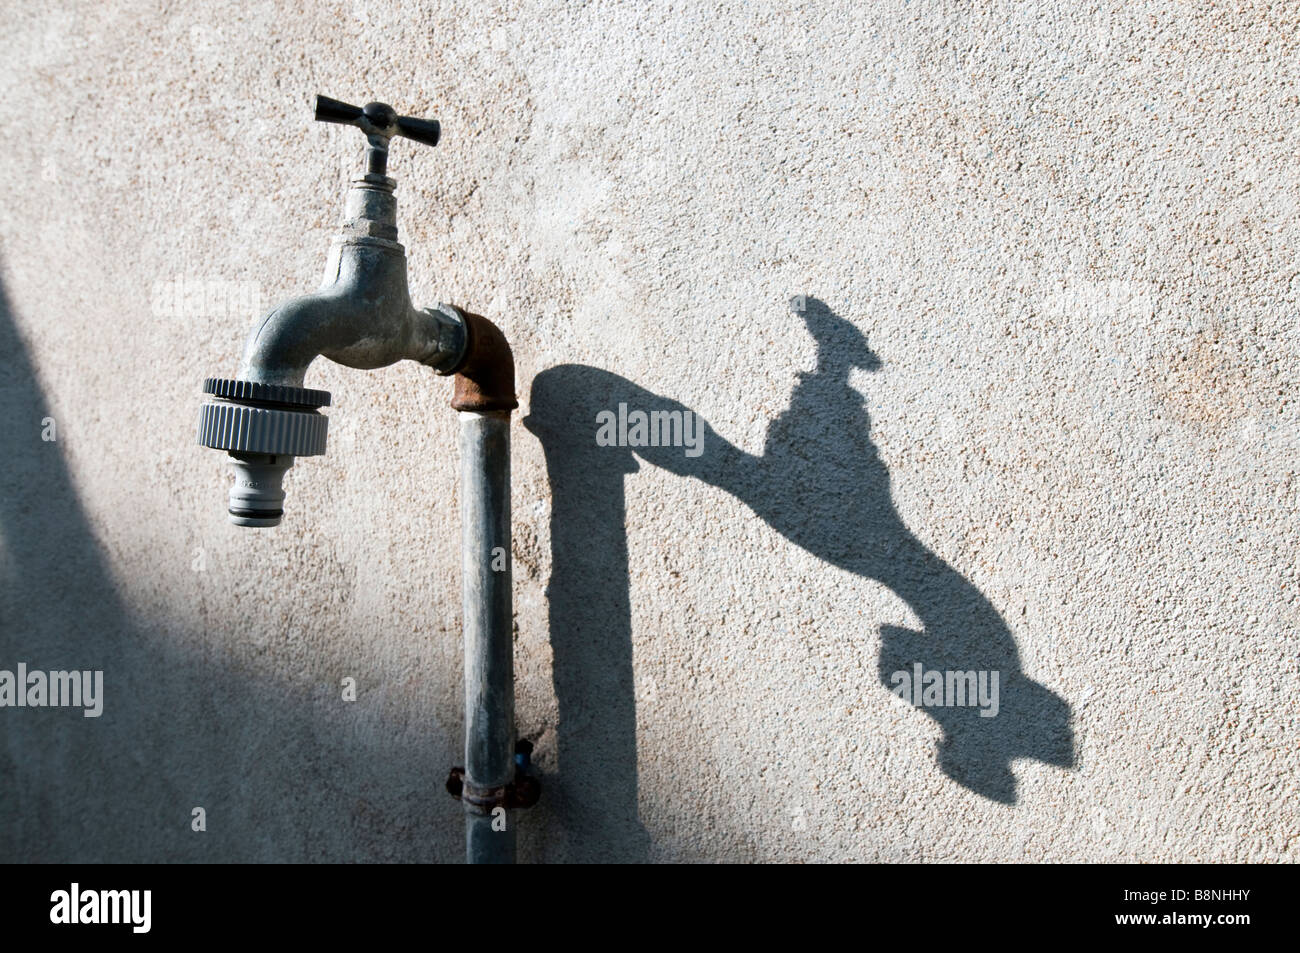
[{"x1": 447, "y1": 308, "x2": 518, "y2": 413}]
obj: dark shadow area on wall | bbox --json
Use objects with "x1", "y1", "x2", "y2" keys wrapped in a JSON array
[
  {"x1": 0, "y1": 271, "x2": 463, "y2": 862},
  {"x1": 526, "y1": 297, "x2": 1074, "y2": 832},
  {"x1": 523, "y1": 388, "x2": 652, "y2": 862}
]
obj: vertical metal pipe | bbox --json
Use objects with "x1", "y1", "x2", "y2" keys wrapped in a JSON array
[{"x1": 458, "y1": 410, "x2": 515, "y2": 864}]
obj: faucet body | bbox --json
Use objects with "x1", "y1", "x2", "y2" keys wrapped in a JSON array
[
  {"x1": 197, "y1": 97, "x2": 533, "y2": 862},
  {"x1": 237, "y1": 172, "x2": 465, "y2": 388}
]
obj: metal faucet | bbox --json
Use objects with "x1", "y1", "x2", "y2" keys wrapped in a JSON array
[
  {"x1": 197, "y1": 95, "x2": 535, "y2": 862},
  {"x1": 199, "y1": 96, "x2": 472, "y2": 525}
]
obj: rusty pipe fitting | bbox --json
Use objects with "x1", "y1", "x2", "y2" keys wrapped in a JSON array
[{"x1": 445, "y1": 308, "x2": 517, "y2": 413}]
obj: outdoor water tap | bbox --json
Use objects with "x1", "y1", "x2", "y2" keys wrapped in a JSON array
[
  {"x1": 195, "y1": 95, "x2": 527, "y2": 864},
  {"x1": 197, "y1": 95, "x2": 468, "y2": 526}
]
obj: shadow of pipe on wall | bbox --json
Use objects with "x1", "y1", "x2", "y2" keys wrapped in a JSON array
[{"x1": 525, "y1": 296, "x2": 1075, "y2": 854}]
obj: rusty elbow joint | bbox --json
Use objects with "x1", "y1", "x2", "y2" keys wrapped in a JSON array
[{"x1": 446, "y1": 308, "x2": 517, "y2": 414}]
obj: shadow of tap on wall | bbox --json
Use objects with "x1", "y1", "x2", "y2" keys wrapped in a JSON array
[{"x1": 526, "y1": 297, "x2": 1074, "y2": 812}]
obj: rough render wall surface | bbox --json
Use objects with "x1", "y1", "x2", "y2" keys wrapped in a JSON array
[{"x1": 0, "y1": 0, "x2": 1296, "y2": 862}]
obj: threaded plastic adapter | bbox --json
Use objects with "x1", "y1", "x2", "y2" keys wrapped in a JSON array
[
  {"x1": 197, "y1": 377, "x2": 333, "y2": 527},
  {"x1": 198, "y1": 402, "x2": 329, "y2": 457},
  {"x1": 198, "y1": 377, "x2": 330, "y2": 457},
  {"x1": 201, "y1": 377, "x2": 331, "y2": 408}
]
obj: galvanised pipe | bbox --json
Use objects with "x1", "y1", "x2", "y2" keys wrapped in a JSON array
[
  {"x1": 458, "y1": 411, "x2": 516, "y2": 864},
  {"x1": 448, "y1": 308, "x2": 522, "y2": 864}
]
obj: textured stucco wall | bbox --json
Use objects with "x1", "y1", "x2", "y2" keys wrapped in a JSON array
[{"x1": 0, "y1": 0, "x2": 1296, "y2": 862}]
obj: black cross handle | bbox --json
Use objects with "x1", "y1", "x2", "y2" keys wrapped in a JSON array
[{"x1": 314, "y1": 94, "x2": 440, "y2": 177}]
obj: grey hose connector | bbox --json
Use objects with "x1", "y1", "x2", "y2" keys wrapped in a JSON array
[
  {"x1": 223, "y1": 453, "x2": 294, "y2": 527},
  {"x1": 196, "y1": 377, "x2": 331, "y2": 526}
]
